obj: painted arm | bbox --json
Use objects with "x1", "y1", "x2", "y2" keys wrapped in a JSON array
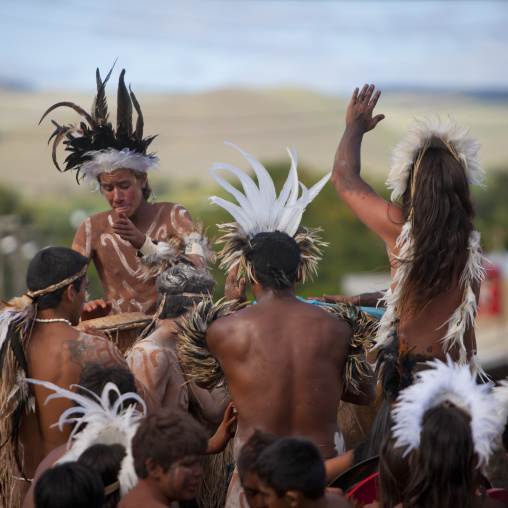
[{"x1": 332, "y1": 84, "x2": 403, "y2": 247}]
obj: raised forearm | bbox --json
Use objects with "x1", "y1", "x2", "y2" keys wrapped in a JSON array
[{"x1": 332, "y1": 124, "x2": 366, "y2": 193}]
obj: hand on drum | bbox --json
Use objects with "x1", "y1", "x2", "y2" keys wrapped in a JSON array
[
  {"x1": 83, "y1": 324, "x2": 110, "y2": 341},
  {"x1": 81, "y1": 299, "x2": 112, "y2": 321}
]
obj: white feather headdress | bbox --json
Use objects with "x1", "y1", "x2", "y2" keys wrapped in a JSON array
[
  {"x1": 387, "y1": 115, "x2": 485, "y2": 202},
  {"x1": 375, "y1": 116, "x2": 487, "y2": 378},
  {"x1": 209, "y1": 142, "x2": 331, "y2": 282},
  {"x1": 26, "y1": 378, "x2": 145, "y2": 498},
  {"x1": 391, "y1": 357, "x2": 501, "y2": 470}
]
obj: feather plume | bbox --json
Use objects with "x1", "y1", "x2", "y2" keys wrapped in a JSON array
[
  {"x1": 117, "y1": 69, "x2": 133, "y2": 137},
  {"x1": 387, "y1": 115, "x2": 485, "y2": 202},
  {"x1": 323, "y1": 303, "x2": 378, "y2": 394},
  {"x1": 176, "y1": 298, "x2": 243, "y2": 390},
  {"x1": 26, "y1": 378, "x2": 144, "y2": 497},
  {"x1": 40, "y1": 66, "x2": 158, "y2": 185},
  {"x1": 91, "y1": 64, "x2": 114, "y2": 126},
  {"x1": 136, "y1": 236, "x2": 186, "y2": 281},
  {"x1": 209, "y1": 143, "x2": 331, "y2": 238},
  {"x1": 391, "y1": 357, "x2": 500, "y2": 471}
]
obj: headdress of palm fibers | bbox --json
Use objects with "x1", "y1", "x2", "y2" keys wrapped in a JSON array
[
  {"x1": 391, "y1": 356, "x2": 501, "y2": 472},
  {"x1": 209, "y1": 142, "x2": 331, "y2": 283},
  {"x1": 375, "y1": 116, "x2": 487, "y2": 378},
  {"x1": 26, "y1": 378, "x2": 145, "y2": 498}
]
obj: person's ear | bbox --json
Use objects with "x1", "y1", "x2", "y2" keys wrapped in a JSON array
[
  {"x1": 146, "y1": 458, "x2": 162, "y2": 480},
  {"x1": 139, "y1": 173, "x2": 147, "y2": 189},
  {"x1": 284, "y1": 490, "x2": 301, "y2": 508},
  {"x1": 64, "y1": 284, "x2": 75, "y2": 303}
]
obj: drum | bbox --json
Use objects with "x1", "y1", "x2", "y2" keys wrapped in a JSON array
[{"x1": 75, "y1": 312, "x2": 152, "y2": 352}]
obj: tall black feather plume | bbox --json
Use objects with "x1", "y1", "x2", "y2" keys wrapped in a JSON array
[
  {"x1": 116, "y1": 69, "x2": 133, "y2": 137},
  {"x1": 91, "y1": 64, "x2": 115, "y2": 126},
  {"x1": 130, "y1": 85, "x2": 144, "y2": 141},
  {"x1": 40, "y1": 66, "x2": 158, "y2": 180}
]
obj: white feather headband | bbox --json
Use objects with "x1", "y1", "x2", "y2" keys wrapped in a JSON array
[
  {"x1": 80, "y1": 148, "x2": 159, "y2": 189},
  {"x1": 387, "y1": 115, "x2": 485, "y2": 202},
  {"x1": 26, "y1": 378, "x2": 146, "y2": 498},
  {"x1": 209, "y1": 142, "x2": 330, "y2": 281},
  {"x1": 391, "y1": 357, "x2": 501, "y2": 470}
]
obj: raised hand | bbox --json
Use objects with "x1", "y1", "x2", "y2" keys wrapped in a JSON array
[
  {"x1": 346, "y1": 84, "x2": 385, "y2": 133},
  {"x1": 112, "y1": 212, "x2": 146, "y2": 249},
  {"x1": 225, "y1": 264, "x2": 247, "y2": 305},
  {"x1": 81, "y1": 299, "x2": 112, "y2": 321}
]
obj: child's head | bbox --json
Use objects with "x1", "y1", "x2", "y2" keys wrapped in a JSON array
[
  {"x1": 254, "y1": 436, "x2": 326, "y2": 508},
  {"x1": 238, "y1": 429, "x2": 279, "y2": 508},
  {"x1": 132, "y1": 408, "x2": 208, "y2": 502},
  {"x1": 78, "y1": 443, "x2": 126, "y2": 508},
  {"x1": 35, "y1": 462, "x2": 105, "y2": 508}
]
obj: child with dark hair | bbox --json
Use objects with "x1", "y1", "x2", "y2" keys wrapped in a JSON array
[
  {"x1": 34, "y1": 462, "x2": 105, "y2": 508},
  {"x1": 119, "y1": 408, "x2": 210, "y2": 507},
  {"x1": 78, "y1": 443, "x2": 127, "y2": 508},
  {"x1": 255, "y1": 437, "x2": 352, "y2": 508},
  {"x1": 237, "y1": 429, "x2": 279, "y2": 508},
  {"x1": 22, "y1": 365, "x2": 141, "y2": 508}
]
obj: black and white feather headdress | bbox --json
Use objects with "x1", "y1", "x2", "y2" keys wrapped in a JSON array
[
  {"x1": 39, "y1": 65, "x2": 159, "y2": 187},
  {"x1": 209, "y1": 143, "x2": 330, "y2": 283}
]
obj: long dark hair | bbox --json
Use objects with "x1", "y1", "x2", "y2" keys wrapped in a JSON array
[
  {"x1": 404, "y1": 404, "x2": 478, "y2": 508},
  {"x1": 397, "y1": 140, "x2": 475, "y2": 319}
]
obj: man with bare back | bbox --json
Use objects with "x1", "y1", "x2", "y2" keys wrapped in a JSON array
[
  {"x1": 126, "y1": 264, "x2": 229, "y2": 422},
  {"x1": 330, "y1": 84, "x2": 486, "y2": 376},
  {"x1": 40, "y1": 66, "x2": 210, "y2": 323},
  {"x1": 207, "y1": 232, "x2": 376, "y2": 508},
  {"x1": 0, "y1": 247, "x2": 139, "y2": 508}
]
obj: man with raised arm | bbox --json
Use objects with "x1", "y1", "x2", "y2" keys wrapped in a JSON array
[
  {"x1": 331, "y1": 84, "x2": 486, "y2": 376},
  {"x1": 39, "y1": 66, "x2": 211, "y2": 325},
  {"x1": 0, "y1": 247, "x2": 143, "y2": 508},
  {"x1": 177, "y1": 144, "x2": 377, "y2": 508}
]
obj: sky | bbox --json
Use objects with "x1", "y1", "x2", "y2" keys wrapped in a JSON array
[{"x1": 0, "y1": 0, "x2": 507, "y2": 95}]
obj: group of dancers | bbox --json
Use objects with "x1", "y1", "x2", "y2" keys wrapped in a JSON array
[{"x1": 0, "y1": 66, "x2": 501, "y2": 508}]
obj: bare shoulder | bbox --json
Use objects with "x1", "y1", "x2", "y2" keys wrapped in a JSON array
[
  {"x1": 154, "y1": 201, "x2": 191, "y2": 219},
  {"x1": 73, "y1": 331, "x2": 128, "y2": 367}
]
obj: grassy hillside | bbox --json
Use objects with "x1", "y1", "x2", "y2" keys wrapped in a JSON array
[{"x1": 1, "y1": 87, "x2": 507, "y2": 199}]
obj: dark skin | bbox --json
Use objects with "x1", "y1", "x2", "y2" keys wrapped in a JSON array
[
  {"x1": 208, "y1": 272, "x2": 376, "y2": 461},
  {"x1": 329, "y1": 84, "x2": 479, "y2": 361},
  {"x1": 17, "y1": 277, "x2": 130, "y2": 502}
]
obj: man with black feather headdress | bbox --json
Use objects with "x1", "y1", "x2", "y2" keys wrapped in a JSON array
[{"x1": 40, "y1": 66, "x2": 213, "y2": 329}]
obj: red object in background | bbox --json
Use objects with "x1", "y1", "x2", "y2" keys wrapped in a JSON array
[{"x1": 479, "y1": 263, "x2": 502, "y2": 315}]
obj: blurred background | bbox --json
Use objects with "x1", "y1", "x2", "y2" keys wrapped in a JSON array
[{"x1": 1, "y1": 0, "x2": 507, "y2": 371}]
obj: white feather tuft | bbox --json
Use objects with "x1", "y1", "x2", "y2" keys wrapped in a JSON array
[
  {"x1": 387, "y1": 115, "x2": 484, "y2": 202},
  {"x1": 391, "y1": 357, "x2": 501, "y2": 471},
  {"x1": 79, "y1": 148, "x2": 159, "y2": 189},
  {"x1": 26, "y1": 378, "x2": 145, "y2": 498},
  {"x1": 209, "y1": 143, "x2": 331, "y2": 238}
]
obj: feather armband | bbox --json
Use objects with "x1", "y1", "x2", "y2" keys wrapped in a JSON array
[
  {"x1": 176, "y1": 299, "x2": 244, "y2": 391},
  {"x1": 324, "y1": 304, "x2": 378, "y2": 394}
]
